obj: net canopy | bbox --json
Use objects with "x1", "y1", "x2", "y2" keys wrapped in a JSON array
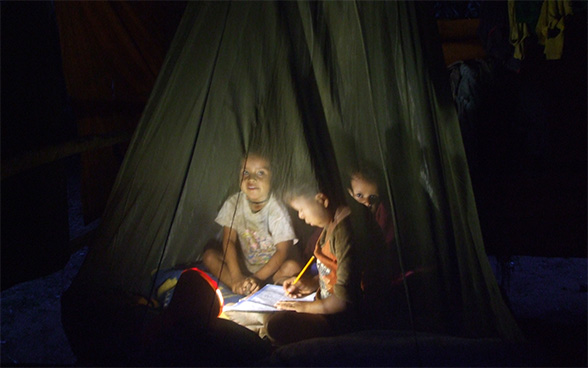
[{"x1": 70, "y1": 0, "x2": 522, "y2": 346}]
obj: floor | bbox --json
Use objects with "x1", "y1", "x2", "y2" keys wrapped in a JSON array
[{"x1": 1, "y1": 245, "x2": 585, "y2": 367}]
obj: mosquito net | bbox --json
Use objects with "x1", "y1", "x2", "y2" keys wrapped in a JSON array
[{"x1": 66, "y1": 1, "x2": 523, "y2": 360}]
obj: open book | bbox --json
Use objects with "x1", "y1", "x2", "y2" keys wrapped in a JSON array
[{"x1": 223, "y1": 284, "x2": 316, "y2": 312}]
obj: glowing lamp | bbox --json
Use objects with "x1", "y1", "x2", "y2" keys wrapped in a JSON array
[
  {"x1": 166, "y1": 267, "x2": 224, "y2": 327},
  {"x1": 185, "y1": 267, "x2": 225, "y2": 316}
]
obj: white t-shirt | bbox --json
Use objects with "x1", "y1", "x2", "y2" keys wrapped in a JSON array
[{"x1": 215, "y1": 192, "x2": 297, "y2": 273}]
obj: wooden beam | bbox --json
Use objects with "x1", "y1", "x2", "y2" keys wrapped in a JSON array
[{"x1": 1, "y1": 131, "x2": 132, "y2": 180}]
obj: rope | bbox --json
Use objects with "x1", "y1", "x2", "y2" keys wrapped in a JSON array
[{"x1": 144, "y1": 0, "x2": 232, "y2": 331}]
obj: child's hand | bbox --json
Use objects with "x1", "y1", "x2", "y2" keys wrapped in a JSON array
[
  {"x1": 283, "y1": 277, "x2": 315, "y2": 298},
  {"x1": 231, "y1": 277, "x2": 247, "y2": 295},
  {"x1": 243, "y1": 276, "x2": 260, "y2": 295},
  {"x1": 233, "y1": 276, "x2": 260, "y2": 295},
  {"x1": 275, "y1": 300, "x2": 309, "y2": 313}
]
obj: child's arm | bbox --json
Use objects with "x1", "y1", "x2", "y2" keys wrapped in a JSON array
[
  {"x1": 275, "y1": 293, "x2": 347, "y2": 314},
  {"x1": 221, "y1": 226, "x2": 247, "y2": 292},
  {"x1": 283, "y1": 275, "x2": 319, "y2": 298},
  {"x1": 250, "y1": 240, "x2": 293, "y2": 285}
]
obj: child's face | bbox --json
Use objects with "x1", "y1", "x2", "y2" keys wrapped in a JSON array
[
  {"x1": 348, "y1": 175, "x2": 379, "y2": 208},
  {"x1": 288, "y1": 194, "x2": 331, "y2": 228},
  {"x1": 240, "y1": 154, "x2": 271, "y2": 203}
]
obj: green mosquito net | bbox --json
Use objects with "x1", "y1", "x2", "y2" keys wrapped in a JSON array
[{"x1": 69, "y1": 0, "x2": 522, "y2": 347}]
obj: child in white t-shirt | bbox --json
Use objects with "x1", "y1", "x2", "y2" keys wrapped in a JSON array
[{"x1": 203, "y1": 152, "x2": 301, "y2": 296}]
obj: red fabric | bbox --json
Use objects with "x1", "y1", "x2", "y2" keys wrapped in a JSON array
[
  {"x1": 374, "y1": 203, "x2": 395, "y2": 246},
  {"x1": 313, "y1": 207, "x2": 352, "y2": 297},
  {"x1": 304, "y1": 228, "x2": 322, "y2": 259},
  {"x1": 313, "y1": 229, "x2": 337, "y2": 296}
]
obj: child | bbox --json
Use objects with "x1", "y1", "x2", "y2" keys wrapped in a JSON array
[
  {"x1": 347, "y1": 165, "x2": 395, "y2": 247},
  {"x1": 265, "y1": 181, "x2": 393, "y2": 345},
  {"x1": 348, "y1": 166, "x2": 425, "y2": 330},
  {"x1": 202, "y1": 152, "x2": 301, "y2": 296}
]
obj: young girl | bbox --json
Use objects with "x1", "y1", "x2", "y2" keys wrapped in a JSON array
[{"x1": 202, "y1": 152, "x2": 302, "y2": 295}]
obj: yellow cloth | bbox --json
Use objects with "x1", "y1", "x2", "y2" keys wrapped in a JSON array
[
  {"x1": 508, "y1": 0, "x2": 530, "y2": 60},
  {"x1": 535, "y1": 0, "x2": 574, "y2": 59},
  {"x1": 156, "y1": 277, "x2": 179, "y2": 299}
]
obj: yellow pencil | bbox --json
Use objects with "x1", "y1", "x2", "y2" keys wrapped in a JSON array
[{"x1": 292, "y1": 255, "x2": 315, "y2": 285}]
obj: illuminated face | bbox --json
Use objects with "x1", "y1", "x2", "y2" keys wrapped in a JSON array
[
  {"x1": 240, "y1": 154, "x2": 271, "y2": 203},
  {"x1": 288, "y1": 194, "x2": 331, "y2": 228},
  {"x1": 348, "y1": 174, "x2": 379, "y2": 209}
]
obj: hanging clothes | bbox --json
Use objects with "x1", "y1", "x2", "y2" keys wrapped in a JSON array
[
  {"x1": 508, "y1": 0, "x2": 531, "y2": 60},
  {"x1": 508, "y1": 0, "x2": 575, "y2": 60},
  {"x1": 535, "y1": 0, "x2": 574, "y2": 60}
]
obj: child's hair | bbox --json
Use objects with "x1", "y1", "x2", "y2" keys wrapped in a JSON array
[
  {"x1": 346, "y1": 160, "x2": 389, "y2": 208},
  {"x1": 282, "y1": 180, "x2": 319, "y2": 204},
  {"x1": 241, "y1": 149, "x2": 271, "y2": 169},
  {"x1": 347, "y1": 160, "x2": 381, "y2": 190}
]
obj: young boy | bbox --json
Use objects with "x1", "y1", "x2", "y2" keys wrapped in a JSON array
[
  {"x1": 202, "y1": 152, "x2": 301, "y2": 296},
  {"x1": 265, "y1": 181, "x2": 392, "y2": 345},
  {"x1": 347, "y1": 166, "x2": 395, "y2": 247}
]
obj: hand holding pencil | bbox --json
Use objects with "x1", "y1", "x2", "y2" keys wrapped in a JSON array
[{"x1": 282, "y1": 256, "x2": 317, "y2": 298}]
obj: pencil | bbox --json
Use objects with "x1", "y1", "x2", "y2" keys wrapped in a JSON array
[{"x1": 292, "y1": 255, "x2": 315, "y2": 285}]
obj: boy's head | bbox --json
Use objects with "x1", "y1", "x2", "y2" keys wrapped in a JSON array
[
  {"x1": 347, "y1": 161, "x2": 383, "y2": 210},
  {"x1": 348, "y1": 172, "x2": 379, "y2": 209},
  {"x1": 284, "y1": 182, "x2": 332, "y2": 228},
  {"x1": 240, "y1": 152, "x2": 271, "y2": 204}
]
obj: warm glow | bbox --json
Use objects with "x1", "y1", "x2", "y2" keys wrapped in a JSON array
[
  {"x1": 215, "y1": 288, "x2": 224, "y2": 316},
  {"x1": 184, "y1": 267, "x2": 224, "y2": 317}
]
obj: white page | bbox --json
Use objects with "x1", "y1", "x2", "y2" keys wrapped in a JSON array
[{"x1": 223, "y1": 284, "x2": 316, "y2": 312}]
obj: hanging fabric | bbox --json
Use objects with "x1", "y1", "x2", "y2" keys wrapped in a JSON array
[{"x1": 62, "y1": 2, "x2": 524, "y2": 365}]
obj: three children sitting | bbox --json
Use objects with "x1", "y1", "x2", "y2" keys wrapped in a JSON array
[{"x1": 152, "y1": 152, "x2": 398, "y2": 347}]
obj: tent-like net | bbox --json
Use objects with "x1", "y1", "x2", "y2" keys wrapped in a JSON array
[{"x1": 63, "y1": 1, "x2": 523, "y2": 364}]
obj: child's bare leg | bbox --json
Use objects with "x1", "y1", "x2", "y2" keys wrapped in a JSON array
[
  {"x1": 202, "y1": 248, "x2": 237, "y2": 289},
  {"x1": 272, "y1": 259, "x2": 302, "y2": 285}
]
